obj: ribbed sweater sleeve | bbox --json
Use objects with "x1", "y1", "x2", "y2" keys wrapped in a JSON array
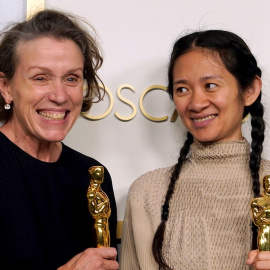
[{"x1": 120, "y1": 190, "x2": 159, "y2": 270}]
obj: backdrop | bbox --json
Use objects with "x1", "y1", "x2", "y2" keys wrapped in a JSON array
[{"x1": 1, "y1": 0, "x2": 270, "y2": 226}]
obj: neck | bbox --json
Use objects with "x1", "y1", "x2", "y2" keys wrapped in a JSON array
[{"x1": 0, "y1": 124, "x2": 62, "y2": 162}]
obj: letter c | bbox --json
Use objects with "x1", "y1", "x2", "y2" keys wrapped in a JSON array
[{"x1": 139, "y1": 85, "x2": 168, "y2": 122}]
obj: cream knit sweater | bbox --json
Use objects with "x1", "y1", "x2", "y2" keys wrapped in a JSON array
[{"x1": 120, "y1": 140, "x2": 270, "y2": 270}]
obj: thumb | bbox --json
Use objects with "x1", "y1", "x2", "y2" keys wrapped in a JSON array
[
  {"x1": 246, "y1": 249, "x2": 259, "y2": 265},
  {"x1": 97, "y1": 247, "x2": 117, "y2": 260}
]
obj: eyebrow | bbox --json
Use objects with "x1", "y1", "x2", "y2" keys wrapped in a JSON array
[
  {"x1": 200, "y1": 75, "x2": 223, "y2": 82},
  {"x1": 173, "y1": 79, "x2": 188, "y2": 85},
  {"x1": 173, "y1": 75, "x2": 223, "y2": 85},
  {"x1": 28, "y1": 66, "x2": 84, "y2": 73}
]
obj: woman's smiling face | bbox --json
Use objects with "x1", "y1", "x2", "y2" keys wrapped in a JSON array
[
  {"x1": 173, "y1": 50, "x2": 246, "y2": 143},
  {"x1": 1, "y1": 36, "x2": 84, "y2": 143}
]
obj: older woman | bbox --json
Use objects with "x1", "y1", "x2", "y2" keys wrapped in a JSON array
[{"x1": 0, "y1": 9, "x2": 118, "y2": 270}]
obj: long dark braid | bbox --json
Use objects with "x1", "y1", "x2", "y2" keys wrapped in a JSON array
[
  {"x1": 153, "y1": 29, "x2": 265, "y2": 267},
  {"x1": 248, "y1": 96, "x2": 265, "y2": 198},
  {"x1": 236, "y1": 44, "x2": 264, "y2": 250},
  {"x1": 152, "y1": 132, "x2": 193, "y2": 269},
  {"x1": 248, "y1": 95, "x2": 265, "y2": 249},
  {"x1": 223, "y1": 37, "x2": 264, "y2": 198}
]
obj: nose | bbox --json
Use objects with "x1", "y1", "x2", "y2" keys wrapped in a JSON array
[
  {"x1": 188, "y1": 89, "x2": 210, "y2": 112},
  {"x1": 48, "y1": 80, "x2": 68, "y2": 104}
]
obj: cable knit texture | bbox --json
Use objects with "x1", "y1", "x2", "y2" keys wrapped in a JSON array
[{"x1": 120, "y1": 140, "x2": 270, "y2": 270}]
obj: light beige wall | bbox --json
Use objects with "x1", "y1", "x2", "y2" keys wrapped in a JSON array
[{"x1": 0, "y1": 0, "x2": 26, "y2": 29}]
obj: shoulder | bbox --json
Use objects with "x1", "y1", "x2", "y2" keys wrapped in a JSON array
[
  {"x1": 0, "y1": 132, "x2": 16, "y2": 161},
  {"x1": 128, "y1": 166, "x2": 173, "y2": 199},
  {"x1": 60, "y1": 144, "x2": 115, "y2": 201},
  {"x1": 61, "y1": 143, "x2": 102, "y2": 165},
  {"x1": 61, "y1": 143, "x2": 110, "y2": 173},
  {"x1": 125, "y1": 166, "x2": 173, "y2": 219},
  {"x1": 60, "y1": 143, "x2": 112, "y2": 184}
]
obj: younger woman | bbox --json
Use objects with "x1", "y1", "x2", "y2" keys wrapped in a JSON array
[{"x1": 120, "y1": 30, "x2": 270, "y2": 269}]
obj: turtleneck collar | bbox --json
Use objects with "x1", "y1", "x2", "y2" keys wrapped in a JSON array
[{"x1": 190, "y1": 139, "x2": 250, "y2": 162}]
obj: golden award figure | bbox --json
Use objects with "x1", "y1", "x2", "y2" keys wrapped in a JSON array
[
  {"x1": 251, "y1": 175, "x2": 270, "y2": 251},
  {"x1": 87, "y1": 166, "x2": 111, "y2": 247}
]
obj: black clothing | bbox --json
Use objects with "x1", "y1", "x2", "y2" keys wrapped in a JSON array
[{"x1": 0, "y1": 132, "x2": 117, "y2": 270}]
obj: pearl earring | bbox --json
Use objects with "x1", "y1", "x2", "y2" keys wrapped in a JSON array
[{"x1": 4, "y1": 104, "x2": 11, "y2": 110}]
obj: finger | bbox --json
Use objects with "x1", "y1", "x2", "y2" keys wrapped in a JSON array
[
  {"x1": 103, "y1": 259, "x2": 119, "y2": 270},
  {"x1": 97, "y1": 247, "x2": 118, "y2": 260},
  {"x1": 253, "y1": 251, "x2": 270, "y2": 270},
  {"x1": 257, "y1": 251, "x2": 270, "y2": 261},
  {"x1": 246, "y1": 249, "x2": 259, "y2": 265},
  {"x1": 254, "y1": 260, "x2": 270, "y2": 270}
]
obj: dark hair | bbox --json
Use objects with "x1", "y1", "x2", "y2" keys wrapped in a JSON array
[
  {"x1": 0, "y1": 9, "x2": 104, "y2": 123},
  {"x1": 153, "y1": 30, "x2": 264, "y2": 269}
]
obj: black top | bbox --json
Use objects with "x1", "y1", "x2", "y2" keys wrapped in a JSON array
[{"x1": 0, "y1": 132, "x2": 117, "y2": 270}]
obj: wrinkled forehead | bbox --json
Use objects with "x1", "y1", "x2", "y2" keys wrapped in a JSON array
[{"x1": 14, "y1": 35, "x2": 83, "y2": 64}]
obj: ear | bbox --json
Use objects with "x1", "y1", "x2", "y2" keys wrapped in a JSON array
[
  {"x1": 0, "y1": 72, "x2": 13, "y2": 104},
  {"x1": 243, "y1": 76, "x2": 262, "y2": 106}
]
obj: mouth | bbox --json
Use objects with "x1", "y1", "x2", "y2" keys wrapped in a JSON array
[
  {"x1": 38, "y1": 111, "x2": 68, "y2": 121},
  {"x1": 192, "y1": 114, "x2": 217, "y2": 123}
]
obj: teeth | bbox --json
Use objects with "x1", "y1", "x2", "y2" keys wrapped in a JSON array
[
  {"x1": 39, "y1": 111, "x2": 66, "y2": 121},
  {"x1": 193, "y1": 115, "x2": 216, "y2": 122}
]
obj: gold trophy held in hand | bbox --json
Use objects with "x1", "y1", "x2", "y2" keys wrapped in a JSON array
[
  {"x1": 87, "y1": 166, "x2": 111, "y2": 247},
  {"x1": 251, "y1": 175, "x2": 270, "y2": 251}
]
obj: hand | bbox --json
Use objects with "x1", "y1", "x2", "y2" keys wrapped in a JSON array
[
  {"x1": 58, "y1": 247, "x2": 119, "y2": 270},
  {"x1": 246, "y1": 249, "x2": 270, "y2": 269}
]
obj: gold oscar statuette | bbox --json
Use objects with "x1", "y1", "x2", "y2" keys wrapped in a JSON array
[
  {"x1": 251, "y1": 175, "x2": 270, "y2": 251},
  {"x1": 87, "y1": 166, "x2": 111, "y2": 247}
]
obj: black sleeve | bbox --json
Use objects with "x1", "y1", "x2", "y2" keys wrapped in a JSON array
[{"x1": 102, "y1": 167, "x2": 117, "y2": 249}]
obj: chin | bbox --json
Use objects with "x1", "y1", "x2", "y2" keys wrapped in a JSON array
[
  {"x1": 40, "y1": 131, "x2": 68, "y2": 143},
  {"x1": 192, "y1": 130, "x2": 222, "y2": 143},
  {"x1": 194, "y1": 135, "x2": 218, "y2": 144}
]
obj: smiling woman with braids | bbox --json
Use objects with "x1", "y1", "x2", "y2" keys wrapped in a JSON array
[{"x1": 120, "y1": 30, "x2": 270, "y2": 269}]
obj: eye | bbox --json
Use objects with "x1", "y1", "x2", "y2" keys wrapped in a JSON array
[
  {"x1": 67, "y1": 77, "x2": 76, "y2": 82},
  {"x1": 32, "y1": 75, "x2": 47, "y2": 85},
  {"x1": 174, "y1": 87, "x2": 189, "y2": 94},
  {"x1": 65, "y1": 75, "x2": 82, "y2": 86},
  {"x1": 205, "y1": 83, "x2": 217, "y2": 89}
]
